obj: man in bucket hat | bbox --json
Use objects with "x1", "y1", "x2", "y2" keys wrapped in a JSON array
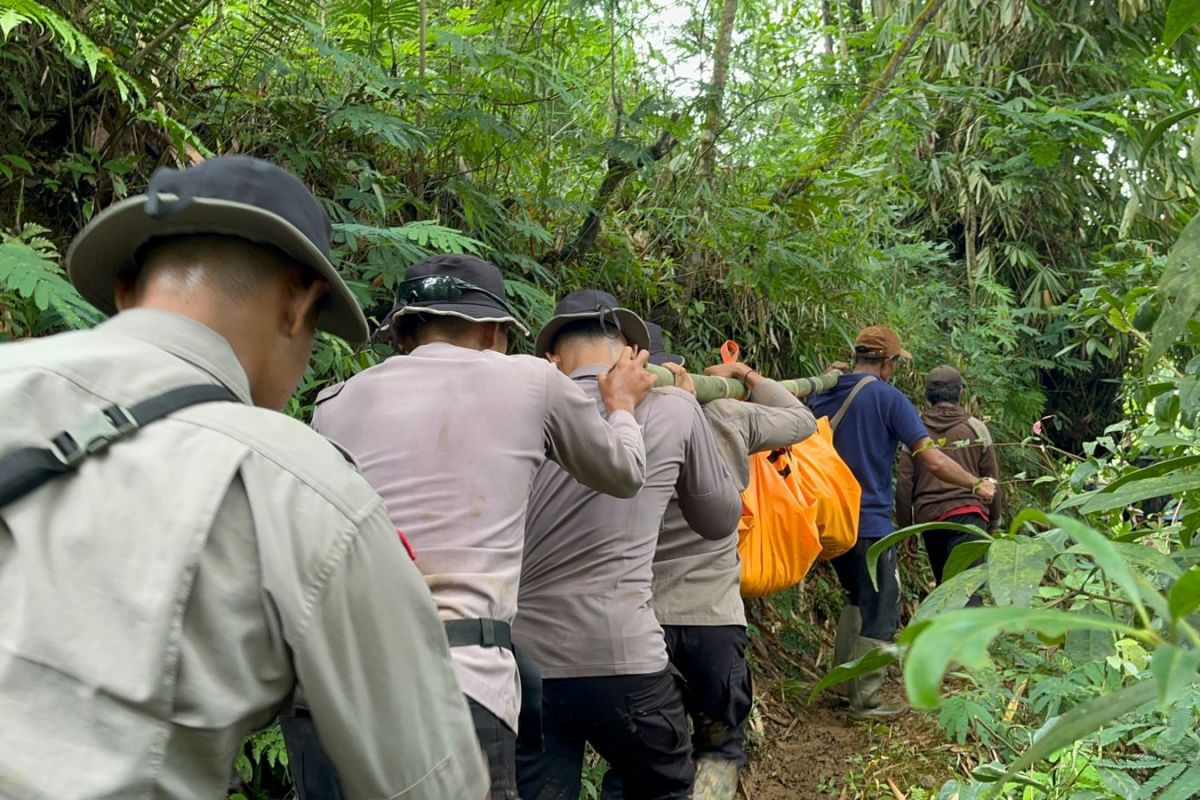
[
  {"x1": 624, "y1": 322, "x2": 816, "y2": 800},
  {"x1": 306, "y1": 258, "x2": 656, "y2": 799},
  {"x1": 514, "y1": 293, "x2": 743, "y2": 800},
  {"x1": 896, "y1": 365, "x2": 1001, "y2": 594},
  {"x1": 810, "y1": 326, "x2": 996, "y2": 719},
  {"x1": 0, "y1": 155, "x2": 486, "y2": 798}
]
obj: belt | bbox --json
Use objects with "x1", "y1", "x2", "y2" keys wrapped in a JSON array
[{"x1": 443, "y1": 618, "x2": 542, "y2": 748}]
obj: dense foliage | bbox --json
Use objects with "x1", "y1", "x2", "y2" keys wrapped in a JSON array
[{"x1": 3, "y1": 0, "x2": 1200, "y2": 796}]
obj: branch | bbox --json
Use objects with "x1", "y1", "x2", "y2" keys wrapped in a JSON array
[
  {"x1": 772, "y1": 0, "x2": 947, "y2": 204},
  {"x1": 542, "y1": 120, "x2": 678, "y2": 265}
]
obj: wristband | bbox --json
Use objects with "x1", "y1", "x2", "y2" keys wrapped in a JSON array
[{"x1": 971, "y1": 477, "x2": 991, "y2": 494}]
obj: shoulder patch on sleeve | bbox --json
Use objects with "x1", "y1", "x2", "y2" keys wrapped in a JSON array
[
  {"x1": 315, "y1": 381, "x2": 346, "y2": 405},
  {"x1": 966, "y1": 416, "x2": 993, "y2": 447}
]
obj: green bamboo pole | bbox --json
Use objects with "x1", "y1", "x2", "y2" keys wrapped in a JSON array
[{"x1": 645, "y1": 364, "x2": 839, "y2": 403}]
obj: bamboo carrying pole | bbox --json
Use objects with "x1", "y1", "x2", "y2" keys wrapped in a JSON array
[{"x1": 644, "y1": 364, "x2": 839, "y2": 403}]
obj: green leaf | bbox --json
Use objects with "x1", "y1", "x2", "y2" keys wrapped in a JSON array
[
  {"x1": 1039, "y1": 512, "x2": 1155, "y2": 623},
  {"x1": 1150, "y1": 644, "x2": 1200, "y2": 709},
  {"x1": 1065, "y1": 627, "x2": 1116, "y2": 662},
  {"x1": 1169, "y1": 566, "x2": 1200, "y2": 620},
  {"x1": 1140, "y1": 106, "x2": 1200, "y2": 164},
  {"x1": 1078, "y1": 472, "x2": 1200, "y2": 514},
  {"x1": 913, "y1": 566, "x2": 989, "y2": 623},
  {"x1": 808, "y1": 644, "x2": 898, "y2": 701},
  {"x1": 941, "y1": 539, "x2": 991, "y2": 582},
  {"x1": 1148, "y1": 211, "x2": 1200, "y2": 374},
  {"x1": 987, "y1": 538, "x2": 1054, "y2": 607},
  {"x1": 1164, "y1": 0, "x2": 1200, "y2": 45},
  {"x1": 868, "y1": 522, "x2": 989, "y2": 588},
  {"x1": 900, "y1": 607, "x2": 1136, "y2": 709},
  {"x1": 1160, "y1": 764, "x2": 1200, "y2": 800},
  {"x1": 983, "y1": 679, "x2": 1159, "y2": 799}
]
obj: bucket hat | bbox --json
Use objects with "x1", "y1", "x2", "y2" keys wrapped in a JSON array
[
  {"x1": 384, "y1": 253, "x2": 529, "y2": 336},
  {"x1": 66, "y1": 155, "x2": 368, "y2": 345},
  {"x1": 853, "y1": 325, "x2": 912, "y2": 360},
  {"x1": 534, "y1": 289, "x2": 650, "y2": 356},
  {"x1": 645, "y1": 321, "x2": 685, "y2": 366}
]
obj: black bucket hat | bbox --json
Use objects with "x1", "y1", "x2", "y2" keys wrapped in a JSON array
[
  {"x1": 534, "y1": 289, "x2": 651, "y2": 356},
  {"x1": 65, "y1": 155, "x2": 369, "y2": 346},
  {"x1": 645, "y1": 322, "x2": 685, "y2": 366},
  {"x1": 385, "y1": 253, "x2": 529, "y2": 336}
]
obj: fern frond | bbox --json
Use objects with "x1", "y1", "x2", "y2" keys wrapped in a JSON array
[{"x1": 0, "y1": 241, "x2": 103, "y2": 329}]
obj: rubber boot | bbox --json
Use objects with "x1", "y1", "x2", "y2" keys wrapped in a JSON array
[
  {"x1": 848, "y1": 636, "x2": 908, "y2": 720},
  {"x1": 691, "y1": 757, "x2": 739, "y2": 800},
  {"x1": 829, "y1": 605, "x2": 861, "y2": 700}
]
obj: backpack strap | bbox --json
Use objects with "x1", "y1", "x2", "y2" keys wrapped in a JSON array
[
  {"x1": 0, "y1": 383, "x2": 239, "y2": 509},
  {"x1": 829, "y1": 374, "x2": 877, "y2": 433}
]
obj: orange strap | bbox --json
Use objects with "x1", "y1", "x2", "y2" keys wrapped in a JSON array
[{"x1": 721, "y1": 340, "x2": 740, "y2": 364}]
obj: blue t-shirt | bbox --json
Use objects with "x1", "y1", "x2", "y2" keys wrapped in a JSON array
[{"x1": 808, "y1": 374, "x2": 928, "y2": 539}]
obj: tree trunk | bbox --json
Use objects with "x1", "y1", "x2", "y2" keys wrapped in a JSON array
[{"x1": 698, "y1": 0, "x2": 739, "y2": 182}]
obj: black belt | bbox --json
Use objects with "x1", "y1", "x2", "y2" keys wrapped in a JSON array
[{"x1": 444, "y1": 618, "x2": 542, "y2": 748}]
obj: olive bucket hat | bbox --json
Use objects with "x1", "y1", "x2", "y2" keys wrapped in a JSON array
[
  {"x1": 534, "y1": 289, "x2": 651, "y2": 357},
  {"x1": 65, "y1": 155, "x2": 369, "y2": 346}
]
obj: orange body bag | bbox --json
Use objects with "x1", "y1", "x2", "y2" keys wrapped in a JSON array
[{"x1": 738, "y1": 419, "x2": 861, "y2": 598}]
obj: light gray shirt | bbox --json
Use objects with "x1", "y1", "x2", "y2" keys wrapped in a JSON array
[
  {"x1": 0, "y1": 310, "x2": 486, "y2": 800},
  {"x1": 515, "y1": 366, "x2": 741, "y2": 678},
  {"x1": 312, "y1": 343, "x2": 646, "y2": 730},
  {"x1": 652, "y1": 379, "x2": 816, "y2": 626}
]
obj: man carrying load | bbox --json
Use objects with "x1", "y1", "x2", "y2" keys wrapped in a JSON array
[
  {"x1": 305, "y1": 256, "x2": 654, "y2": 799},
  {"x1": 643, "y1": 323, "x2": 817, "y2": 799},
  {"x1": 514, "y1": 293, "x2": 742, "y2": 800}
]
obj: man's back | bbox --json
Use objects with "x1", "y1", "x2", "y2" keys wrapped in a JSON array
[
  {"x1": 899, "y1": 402, "x2": 1000, "y2": 525},
  {"x1": 0, "y1": 310, "x2": 483, "y2": 799},
  {"x1": 808, "y1": 373, "x2": 927, "y2": 539},
  {"x1": 517, "y1": 375, "x2": 740, "y2": 679},
  {"x1": 312, "y1": 342, "x2": 645, "y2": 728}
]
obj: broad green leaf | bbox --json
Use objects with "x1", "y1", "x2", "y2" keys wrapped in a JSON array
[
  {"x1": 1140, "y1": 106, "x2": 1200, "y2": 164},
  {"x1": 912, "y1": 566, "x2": 989, "y2": 623},
  {"x1": 984, "y1": 679, "x2": 1159, "y2": 799},
  {"x1": 1147, "y1": 210, "x2": 1200, "y2": 374},
  {"x1": 1164, "y1": 0, "x2": 1200, "y2": 45},
  {"x1": 867, "y1": 522, "x2": 989, "y2": 588},
  {"x1": 987, "y1": 538, "x2": 1054, "y2": 607},
  {"x1": 1150, "y1": 644, "x2": 1200, "y2": 709},
  {"x1": 900, "y1": 607, "x2": 1136, "y2": 708},
  {"x1": 1065, "y1": 627, "x2": 1116, "y2": 662},
  {"x1": 1041, "y1": 512, "x2": 1155, "y2": 623},
  {"x1": 1169, "y1": 566, "x2": 1200, "y2": 620},
  {"x1": 807, "y1": 644, "x2": 898, "y2": 701},
  {"x1": 1075, "y1": 472, "x2": 1200, "y2": 514},
  {"x1": 941, "y1": 539, "x2": 991, "y2": 582}
]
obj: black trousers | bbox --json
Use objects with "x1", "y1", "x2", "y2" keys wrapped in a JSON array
[
  {"x1": 516, "y1": 668, "x2": 694, "y2": 800},
  {"x1": 922, "y1": 512, "x2": 987, "y2": 607},
  {"x1": 830, "y1": 537, "x2": 901, "y2": 641},
  {"x1": 280, "y1": 697, "x2": 517, "y2": 800},
  {"x1": 663, "y1": 625, "x2": 751, "y2": 764}
]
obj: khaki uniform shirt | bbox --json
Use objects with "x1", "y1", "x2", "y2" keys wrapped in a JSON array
[
  {"x1": 312, "y1": 343, "x2": 646, "y2": 730},
  {"x1": 651, "y1": 379, "x2": 816, "y2": 627},
  {"x1": 515, "y1": 367, "x2": 741, "y2": 679},
  {"x1": 0, "y1": 310, "x2": 486, "y2": 800}
]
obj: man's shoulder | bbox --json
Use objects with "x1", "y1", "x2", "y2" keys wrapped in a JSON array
[{"x1": 643, "y1": 385, "x2": 702, "y2": 418}]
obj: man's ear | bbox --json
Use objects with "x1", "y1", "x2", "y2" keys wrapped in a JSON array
[
  {"x1": 546, "y1": 351, "x2": 561, "y2": 367},
  {"x1": 113, "y1": 278, "x2": 140, "y2": 311},
  {"x1": 284, "y1": 279, "x2": 329, "y2": 338},
  {"x1": 479, "y1": 321, "x2": 501, "y2": 351}
]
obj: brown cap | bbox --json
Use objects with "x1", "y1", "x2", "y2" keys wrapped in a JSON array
[
  {"x1": 926, "y1": 364, "x2": 963, "y2": 389},
  {"x1": 854, "y1": 325, "x2": 911, "y2": 360}
]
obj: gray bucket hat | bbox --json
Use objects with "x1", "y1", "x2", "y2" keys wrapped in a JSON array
[
  {"x1": 65, "y1": 155, "x2": 369, "y2": 346},
  {"x1": 534, "y1": 289, "x2": 650, "y2": 356}
]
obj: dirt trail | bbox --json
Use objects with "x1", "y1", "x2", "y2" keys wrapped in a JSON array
[{"x1": 740, "y1": 686, "x2": 965, "y2": 800}]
